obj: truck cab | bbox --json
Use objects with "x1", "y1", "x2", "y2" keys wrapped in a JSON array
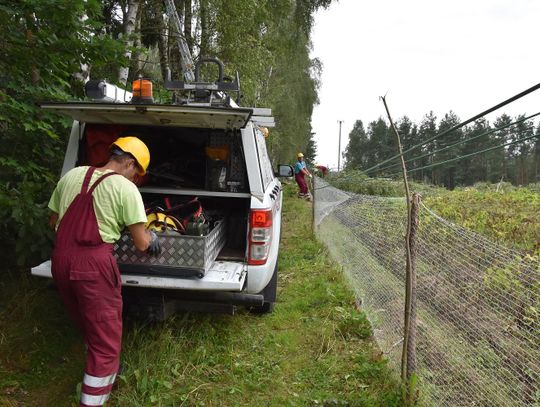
[{"x1": 32, "y1": 67, "x2": 292, "y2": 318}]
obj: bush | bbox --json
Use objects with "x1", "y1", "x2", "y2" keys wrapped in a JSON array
[
  {"x1": 327, "y1": 170, "x2": 444, "y2": 197},
  {"x1": 0, "y1": 181, "x2": 55, "y2": 269}
]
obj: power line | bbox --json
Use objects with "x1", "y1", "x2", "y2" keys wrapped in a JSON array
[
  {"x1": 365, "y1": 112, "x2": 540, "y2": 175},
  {"x1": 386, "y1": 133, "x2": 539, "y2": 177},
  {"x1": 361, "y1": 82, "x2": 540, "y2": 174}
]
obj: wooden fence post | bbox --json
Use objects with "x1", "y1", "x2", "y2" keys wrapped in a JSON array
[
  {"x1": 407, "y1": 193, "x2": 420, "y2": 382},
  {"x1": 311, "y1": 176, "x2": 316, "y2": 235}
]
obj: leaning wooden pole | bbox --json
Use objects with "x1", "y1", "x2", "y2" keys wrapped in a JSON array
[{"x1": 380, "y1": 96, "x2": 414, "y2": 391}]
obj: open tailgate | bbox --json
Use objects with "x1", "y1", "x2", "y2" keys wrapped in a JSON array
[{"x1": 31, "y1": 260, "x2": 246, "y2": 292}]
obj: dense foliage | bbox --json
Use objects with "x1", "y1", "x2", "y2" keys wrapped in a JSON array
[
  {"x1": 0, "y1": 0, "x2": 126, "y2": 267},
  {"x1": 343, "y1": 112, "x2": 540, "y2": 188},
  {"x1": 0, "y1": 0, "x2": 331, "y2": 267}
]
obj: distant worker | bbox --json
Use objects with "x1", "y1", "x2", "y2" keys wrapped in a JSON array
[
  {"x1": 314, "y1": 164, "x2": 329, "y2": 178},
  {"x1": 48, "y1": 136, "x2": 161, "y2": 407},
  {"x1": 294, "y1": 152, "x2": 312, "y2": 199}
]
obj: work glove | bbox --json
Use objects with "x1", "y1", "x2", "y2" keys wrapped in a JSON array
[
  {"x1": 309, "y1": 174, "x2": 313, "y2": 178},
  {"x1": 147, "y1": 230, "x2": 162, "y2": 256}
]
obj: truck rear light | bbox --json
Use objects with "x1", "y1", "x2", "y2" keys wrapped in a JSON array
[
  {"x1": 248, "y1": 209, "x2": 272, "y2": 265},
  {"x1": 251, "y1": 210, "x2": 272, "y2": 228},
  {"x1": 251, "y1": 227, "x2": 271, "y2": 243},
  {"x1": 250, "y1": 244, "x2": 270, "y2": 261}
]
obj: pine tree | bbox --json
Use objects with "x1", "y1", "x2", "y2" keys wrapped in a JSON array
[
  {"x1": 343, "y1": 120, "x2": 368, "y2": 170},
  {"x1": 417, "y1": 112, "x2": 438, "y2": 183},
  {"x1": 492, "y1": 114, "x2": 513, "y2": 182},
  {"x1": 395, "y1": 116, "x2": 418, "y2": 178},
  {"x1": 367, "y1": 118, "x2": 391, "y2": 175},
  {"x1": 434, "y1": 111, "x2": 462, "y2": 188},
  {"x1": 460, "y1": 118, "x2": 490, "y2": 185}
]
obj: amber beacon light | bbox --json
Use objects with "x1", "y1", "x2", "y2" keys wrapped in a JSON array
[{"x1": 131, "y1": 78, "x2": 154, "y2": 103}]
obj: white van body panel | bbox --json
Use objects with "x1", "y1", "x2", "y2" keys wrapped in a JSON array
[{"x1": 241, "y1": 123, "x2": 263, "y2": 201}]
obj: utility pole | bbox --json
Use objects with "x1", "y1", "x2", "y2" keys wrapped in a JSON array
[{"x1": 337, "y1": 120, "x2": 344, "y2": 171}]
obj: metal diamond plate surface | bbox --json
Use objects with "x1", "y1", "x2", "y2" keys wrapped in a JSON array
[{"x1": 114, "y1": 221, "x2": 226, "y2": 275}]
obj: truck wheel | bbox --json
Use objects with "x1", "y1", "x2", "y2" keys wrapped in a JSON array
[{"x1": 249, "y1": 261, "x2": 278, "y2": 315}]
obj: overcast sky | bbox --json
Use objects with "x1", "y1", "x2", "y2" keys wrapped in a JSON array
[{"x1": 310, "y1": 0, "x2": 540, "y2": 169}]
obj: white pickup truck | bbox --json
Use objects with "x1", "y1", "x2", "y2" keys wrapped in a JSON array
[{"x1": 31, "y1": 71, "x2": 293, "y2": 318}]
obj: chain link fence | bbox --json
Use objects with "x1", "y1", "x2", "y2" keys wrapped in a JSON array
[{"x1": 313, "y1": 177, "x2": 540, "y2": 406}]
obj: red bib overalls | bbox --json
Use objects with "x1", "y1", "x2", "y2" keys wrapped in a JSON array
[{"x1": 51, "y1": 167, "x2": 123, "y2": 407}]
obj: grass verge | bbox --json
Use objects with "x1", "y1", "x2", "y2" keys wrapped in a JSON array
[{"x1": 0, "y1": 183, "x2": 402, "y2": 406}]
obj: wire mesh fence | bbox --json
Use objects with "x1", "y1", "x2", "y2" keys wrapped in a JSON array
[{"x1": 313, "y1": 177, "x2": 540, "y2": 406}]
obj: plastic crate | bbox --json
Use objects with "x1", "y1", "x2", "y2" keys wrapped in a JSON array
[{"x1": 114, "y1": 221, "x2": 226, "y2": 278}]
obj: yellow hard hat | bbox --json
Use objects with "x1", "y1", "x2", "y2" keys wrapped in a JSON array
[
  {"x1": 111, "y1": 136, "x2": 150, "y2": 175},
  {"x1": 259, "y1": 127, "x2": 269, "y2": 138},
  {"x1": 146, "y1": 212, "x2": 182, "y2": 233},
  {"x1": 297, "y1": 152, "x2": 304, "y2": 158}
]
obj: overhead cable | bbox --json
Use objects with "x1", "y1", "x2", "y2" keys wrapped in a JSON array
[
  {"x1": 386, "y1": 133, "x2": 539, "y2": 177},
  {"x1": 365, "y1": 111, "x2": 540, "y2": 175},
  {"x1": 361, "y1": 82, "x2": 540, "y2": 174}
]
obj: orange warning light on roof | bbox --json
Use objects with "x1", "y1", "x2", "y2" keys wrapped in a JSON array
[{"x1": 132, "y1": 78, "x2": 154, "y2": 103}]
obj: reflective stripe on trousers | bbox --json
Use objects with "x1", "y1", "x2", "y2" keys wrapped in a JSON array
[
  {"x1": 84, "y1": 372, "x2": 117, "y2": 388},
  {"x1": 81, "y1": 392, "x2": 110, "y2": 406},
  {"x1": 79, "y1": 371, "x2": 117, "y2": 406}
]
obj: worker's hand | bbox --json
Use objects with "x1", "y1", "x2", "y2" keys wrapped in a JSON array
[
  {"x1": 147, "y1": 231, "x2": 162, "y2": 256},
  {"x1": 309, "y1": 174, "x2": 313, "y2": 178}
]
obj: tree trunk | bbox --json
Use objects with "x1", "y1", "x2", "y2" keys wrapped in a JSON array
[
  {"x1": 131, "y1": 6, "x2": 143, "y2": 79},
  {"x1": 24, "y1": 15, "x2": 40, "y2": 84},
  {"x1": 184, "y1": 0, "x2": 193, "y2": 54},
  {"x1": 118, "y1": 0, "x2": 141, "y2": 86},
  {"x1": 155, "y1": 0, "x2": 170, "y2": 81},
  {"x1": 200, "y1": 0, "x2": 209, "y2": 56}
]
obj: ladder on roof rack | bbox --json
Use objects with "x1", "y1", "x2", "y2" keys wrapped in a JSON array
[
  {"x1": 164, "y1": 0, "x2": 195, "y2": 82},
  {"x1": 161, "y1": 1, "x2": 246, "y2": 110}
]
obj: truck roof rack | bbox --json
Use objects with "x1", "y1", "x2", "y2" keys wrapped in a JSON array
[{"x1": 165, "y1": 58, "x2": 241, "y2": 107}]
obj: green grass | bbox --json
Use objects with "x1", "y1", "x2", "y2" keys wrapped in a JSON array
[
  {"x1": 0, "y1": 184, "x2": 402, "y2": 407},
  {"x1": 424, "y1": 187, "x2": 540, "y2": 254}
]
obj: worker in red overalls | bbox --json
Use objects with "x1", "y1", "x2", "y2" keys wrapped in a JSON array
[
  {"x1": 48, "y1": 136, "x2": 161, "y2": 407},
  {"x1": 294, "y1": 152, "x2": 312, "y2": 199}
]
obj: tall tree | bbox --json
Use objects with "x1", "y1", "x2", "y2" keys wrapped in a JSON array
[
  {"x1": 491, "y1": 114, "x2": 513, "y2": 182},
  {"x1": 118, "y1": 0, "x2": 141, "y2": 85},
  {"x1": 533, "y1": 124, "x2": 540, "y2": 183},
  {"x1": 395, "y1": 116, "x2": 418, "y2": 177},
  {"x1": 511, "y1": 115, "x2": 534, "y2": 185},
  {"x1": 459, "y1": 118, "x2": 490, "y2": 184},
  {"x1": 434, "y1": 111, "x2": 462, "y2": 188},
  {"x1": 417, "y1": 112, "x2": 438, "y2": 183},
  {"x1": 343, "y1": 120, "x2": 368, "y2": 170},
  {"x1": 304, "y1": 132, "x2": 318, "y2": 166},
  {"x1": 366, "y1": 118, "x2": 392, "y2": 174}
]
